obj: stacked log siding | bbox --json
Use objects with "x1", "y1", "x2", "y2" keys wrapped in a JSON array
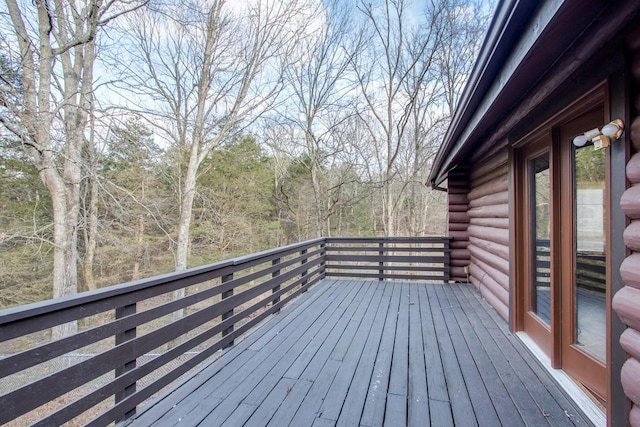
[
  {"x1": 613, "y1": 28, "x2": 640, "y2": 426},
  {"x1": 466, "y1": 143, "x2": 510, "y2": 320},
  {"x1": 447, "y1": 166, "x2": 470, "y2": 282}
]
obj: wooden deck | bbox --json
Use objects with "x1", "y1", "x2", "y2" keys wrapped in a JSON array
[{"x1": 124, "y1": 279, "x2": 592, "y2": 427}]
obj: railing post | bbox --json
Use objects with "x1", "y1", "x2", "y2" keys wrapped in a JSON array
[
  {"x1": 301, "y1": 248, "x2": 308, "y2": 291},
  {"x1": 115, "y1": 303, "x2": 137, "y2": 421},
  {"x1": 272, "y1": 257, "x2": 281, "y2": 313},
  {"x1": 444, "y1": 238, "x2": 451, "y2": 283},
  {"x1": 378, "y1": 241, "x2": 384, "y2": 281},
  {"x1": 320, "y1": 241, "x2": 326, "y2": 279},
  {"x1": 222, "y1": 273, "x2": 234, "y2": 348}
]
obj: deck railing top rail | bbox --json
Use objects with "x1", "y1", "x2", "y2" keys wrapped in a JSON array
[{"x1": 0, "y1": 236, "x2": 450, "y2": 426}]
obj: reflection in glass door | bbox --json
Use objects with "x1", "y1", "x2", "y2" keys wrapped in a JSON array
[
  {"x1": 573, "y1": 144, "x2": 606, "y2": 361},
  {"x1": 517, "y1": 134, "x2": 553, "y2": 358},
  {"x1": 516, "y1": 104, "x2": 608, "y2": 402},
  {"x1": 529, "y1": 153, "x2": 551, "y2": 325},
  {"x1": 560, "y1": 107, "x2": 607, "y2": 401}
]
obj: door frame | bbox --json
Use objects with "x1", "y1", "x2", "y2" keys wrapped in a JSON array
[
  {"x1": 513, "y1": 130, "x2": 559, "y2": 361},
  {"x1": 511, "y1": 82, "x2": 609, "y2": 394},
  {"x1": 558, "y1": 107, "x2": 608, "y2": 399}
]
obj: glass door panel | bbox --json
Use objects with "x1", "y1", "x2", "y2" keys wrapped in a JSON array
[
  {"x1": 529, "y1": 153, "x2": 551, "y2": 325},
  {"x1": 560, "y1": 106, "x2": 607, "y2": 400},
  {"x1": 573, "y1": 144, "x2": 606, "y2": 361}
]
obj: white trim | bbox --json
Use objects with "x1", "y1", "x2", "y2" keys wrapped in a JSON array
[{"x1": 516, "y1": 332, "x2": 606, "y2": 427}]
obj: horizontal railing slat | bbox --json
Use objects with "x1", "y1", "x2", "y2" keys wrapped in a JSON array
[
  {"x1": 0, "y1": 238, "x2": 326, "y2": 337},
  {"x1": 35, "y1": 271, "x2": 322, "y2": 427},
  {"x1": 325, "y1": 264, "x2": 449, "y2": 273},
  {"x1": 325, "y1": 246, "x2": 450, "y2": 253},
  {"x1": 0, "y1": 258, "x2": 324, "y2": 424},
  {"x1": 325, "y1": 237, "x2": 451, "y2": 244},
  {"x1": 325, "y1": 254, "x2": 448, "y2": 264},
  {"x1": 86, "y1": 272, "x2": 322, "y2": 427},
  {"x1": 1, "y1": 248, "x2": 322, "y2": 377},
  {"x1": 325, "y1": 272, "x2": 447, "y2": 281}
]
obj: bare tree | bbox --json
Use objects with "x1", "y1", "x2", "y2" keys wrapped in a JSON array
[
  {"x1": 113, "y1": 0, "x2": 307, "y2": 316},
  {"x1": 351, "y1": 0, "x2": 447, "y2": 236},
  {"x1": 349, "y1": 0, "x2": 490, "y2": 236},
  {"x1": 1, "y1": 0, "x2": 146, "y2": 337},
  {"x1": 436, "y1": 0, "x2": 491, "y2": 116},
  {"x1": 277, "y1": 0, "x2": 357, "y2": 237}
]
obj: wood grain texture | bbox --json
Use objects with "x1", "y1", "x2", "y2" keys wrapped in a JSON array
[
  {"x1": 468, "y1": 204, "x2": 509, "y2": 219},
  {"x1": 469, "y1": 236, "x2": 510, "y2": 261},
  {"x1": 613, "y1": 286, "x2": 640, "y2": 331},
  {"x1": 468, "y1": 246, "x2": 510, "y2": 279},
  {"x1": 624, "y1": 221, "x2": 640, "y2": 252},
  {"x1": 622, "y1": 358, "x2": 640, "y2": 407},
  {"x1": 448, "y1": 222, "x2": 470, "y2": 232},
  {"x1": 469, "y1": 217, "x2": 510, "y2": 229},
  {"x1": 450, "y1": 240, "x2": 470, "y2": 249},
  {"x1": 468, "y1": 224, "x2": 510, "y2": 246},
  {"x1": 464, "y1": 161, "x2": 510, "y2": 317},
  {"x1": 621, "y1": 328, "x2": 640, "y2": 361},
  {"x1": 469, "y1": 260, "x2": 509, "y2": 307},
  {"x1": 615, "y1": 36, "x2": 640, "y2": 426},
  {"x1": 467, "y1": 175, "x2": 509, "y2": 201},
  {"x1": 621, "y1": 185, "x2": 640, "y2": 219},
  {"x1": 448, "y1": 211, "x2": 470, "y2": 223},
  {"x1": 628, "y1": 153, "x2": 640, "y2": 184},
  {"x1": 621, "y1": 253, "x2": 640, "y2": 289},
  {"x1": 448, "y1": 193, "x2": 468, "y2": 205},
  {"x1": 470, "y1": 155, "x2": 508, "y2": 183},
  {"x1": 447, "y1": 168, "x2": 471, "y2": 282},
  {"x1": 469, "y1": 274, "x2": 509, "y2": 321},
  {"x1": 451, "y1": 249, "x2": 471, "y2": 261},
  {"x1": 468, "y1": 190, "x2": 509, "y2": 208}
]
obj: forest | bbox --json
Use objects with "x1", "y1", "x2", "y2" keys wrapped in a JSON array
[{"x1": 0, "y1": 0, "x2": 492, "y2": 310}]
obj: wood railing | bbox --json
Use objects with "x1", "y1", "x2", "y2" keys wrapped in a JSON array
[
  {"x1": 325, "y1": 237, "x2": 451, "y2": 282},
  {"x1": 0, "y1": 237, "x2": 450, "y2": 426}
]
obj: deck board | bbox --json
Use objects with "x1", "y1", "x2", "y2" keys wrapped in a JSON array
[
  {"x1": 455, "y1": 284, "x2": 591, "y2": 426},
  {"x1": 359, "y1": 281, "x2": 401, "y2": 427},
  {"x1": 337, "y1": 283, "x2": 393, "y2": 427},
  {"x1": 125, "y1": 279, "x2": 593, "y2": 427},
  {"x1": 424, "y1": 284, "x2": 477, "y2": 425},
  {"x1": 434, "y1": 284, "x2": 502, "y2": 426},
  {"x1": 438, "y1": 284, "x2": 525, "y2": 427}
]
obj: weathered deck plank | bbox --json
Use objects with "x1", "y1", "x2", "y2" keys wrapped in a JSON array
[
  {"x1": 434, "y1": 284, "x2": 502, "y2": 426},
  {"x1": 125, "y1": 279, "x2": 593, "y2": 427},
  {"x1": 454, "y1": 283, "x2": 591, "y2": 426},
  {"x1": 359, "y1": 281, "x2": 402, "y2": 427},
  {"x1": 416, "y1": 283, "x2": 453, "y2": 426},
  {"x1": 424, "y1": 284, "x2": 477, "y2": 425}
]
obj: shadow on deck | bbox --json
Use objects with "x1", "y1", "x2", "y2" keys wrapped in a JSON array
[{"x1": 124, "y1": 279, "x2": 592, "y2": 427}]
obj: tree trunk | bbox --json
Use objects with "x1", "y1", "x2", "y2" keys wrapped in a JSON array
[
  {"x1": 84, "y1": 171, "x2": 99, "y2": 292},
  {"x1": 4, "y1": 0, "x2": 144, "y2": 338},
  {"x1": 173, "y1": 151, "x2": 200, "y2": 319}
]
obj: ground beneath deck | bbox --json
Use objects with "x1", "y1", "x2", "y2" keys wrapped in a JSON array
[{"x1": 125, "y1": 279, "x2": 592, "y2": 427}]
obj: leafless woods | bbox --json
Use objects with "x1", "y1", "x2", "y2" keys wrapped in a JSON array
[{"x1": 0, "y1": 0, "x2": 491, "y2": 308}]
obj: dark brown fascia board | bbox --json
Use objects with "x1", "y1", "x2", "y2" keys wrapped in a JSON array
[
  {"x1": 430, "y1": 0, "x2": 639, "y2": 190},
  {"x1": 429, "y1": 0, "x2": 536, "y2": 188},
  {"x1": 429, "y1": 0, "x2": 606, "y2": 188}
]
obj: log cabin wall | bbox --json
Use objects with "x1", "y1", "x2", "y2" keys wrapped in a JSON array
[
  {"x1": 465, "y1": 139, "x2": 510, "y2": 321},
  {"x1": 447, "y1": 166, "x2": 470, "y2": 282},
  {"x1": 613, "y1": 27, "x2": 640, "y2": 426}
]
